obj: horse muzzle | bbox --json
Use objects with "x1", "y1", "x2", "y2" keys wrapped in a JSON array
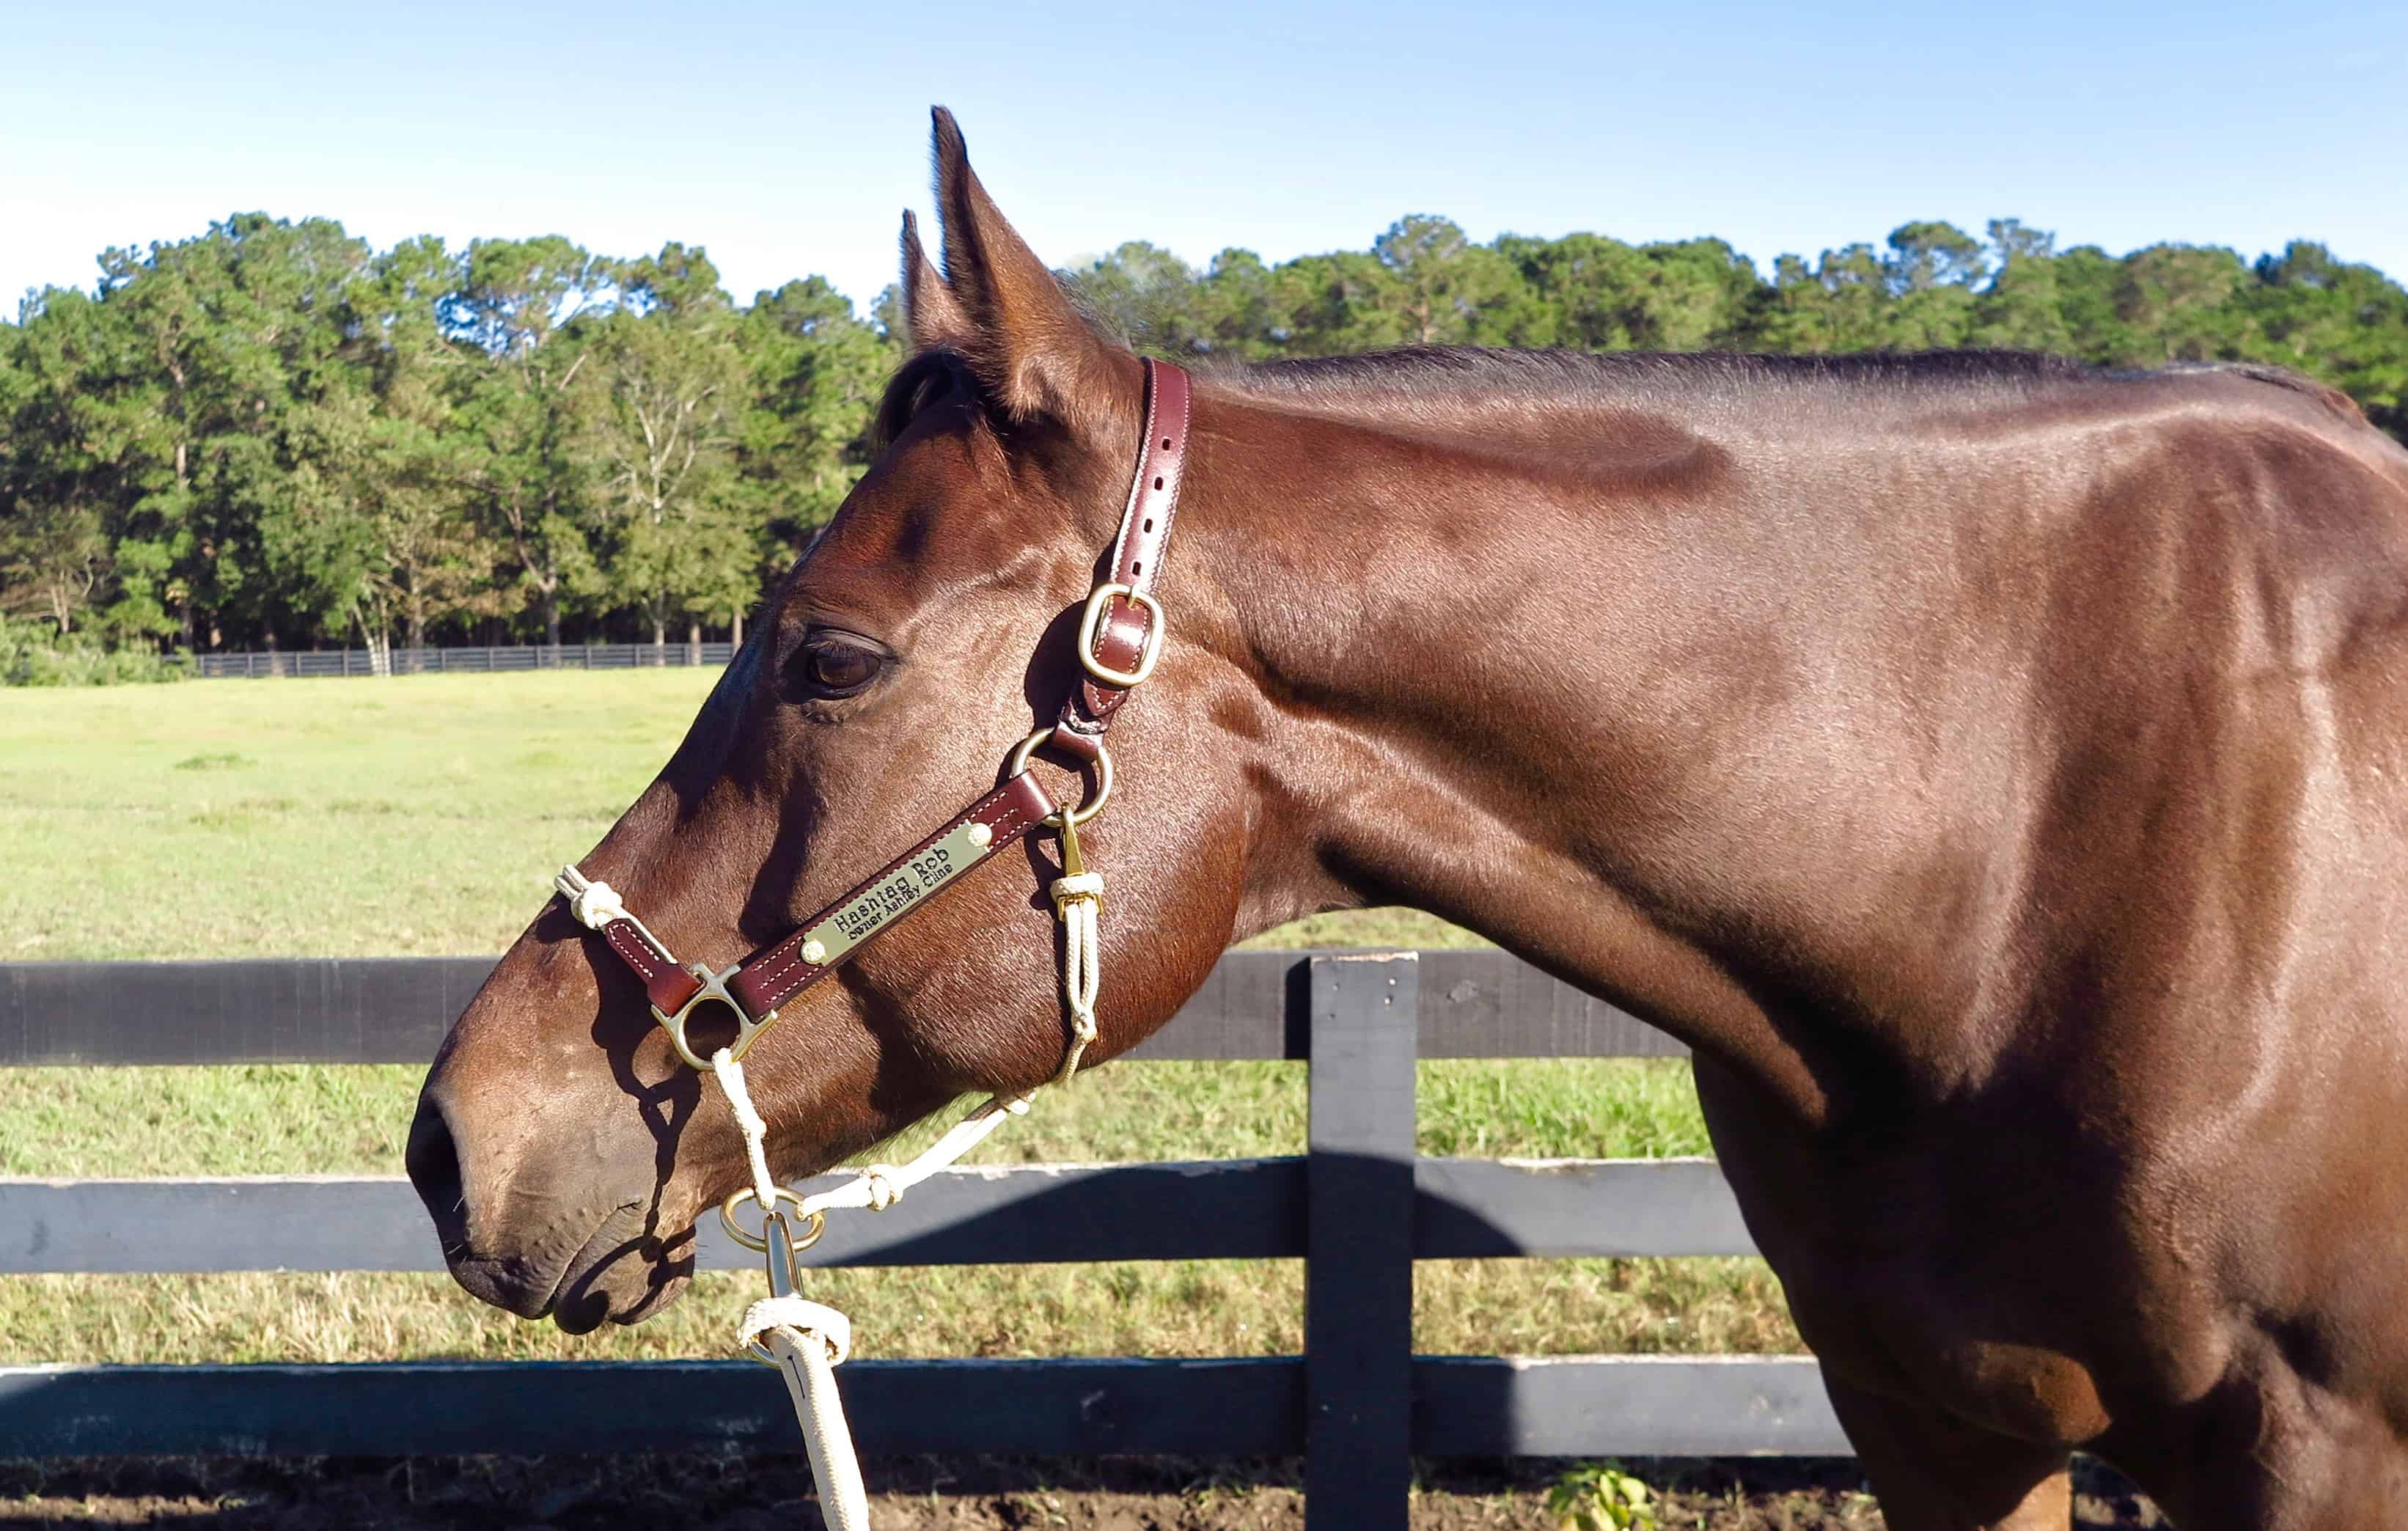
[{"x1": 405, "y1": 1084, "x2": 692, "y2": 1331}]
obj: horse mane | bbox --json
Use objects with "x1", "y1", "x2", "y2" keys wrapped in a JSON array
[
  {"x1": 1224, "y1": 345, "x2": 2082, "y2": 398},
  {"x1": 876, "y1": 343, "x2": 2365, "y2": 445},
  {"x1": 1211, "y1": 345, "x2": 2366, "y2": 424}
]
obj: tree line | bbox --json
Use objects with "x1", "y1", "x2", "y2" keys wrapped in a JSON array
[{"x1": 3, "y1": 212, "x2": 2401, "y2": 660}]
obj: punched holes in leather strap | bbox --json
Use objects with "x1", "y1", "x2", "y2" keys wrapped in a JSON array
[{"x1": 1059, "y1": 359, "x2": 1190, "y2": 741}]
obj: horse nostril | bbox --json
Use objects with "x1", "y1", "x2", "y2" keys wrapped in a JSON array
[{"x1": 406, "y1": 1093, "x2": 469, "y2": 1247}]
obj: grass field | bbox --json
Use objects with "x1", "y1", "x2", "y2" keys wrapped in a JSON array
[{"x1": 0, "y1": 671, "x2": 1799, "y2": 1368}]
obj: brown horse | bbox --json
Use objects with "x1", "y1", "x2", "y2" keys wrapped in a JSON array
[{"x1": 408, "y1": 109, "x2": 2408, "y2": 1527}]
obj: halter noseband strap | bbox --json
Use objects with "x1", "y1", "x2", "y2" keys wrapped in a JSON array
[{"x1": 557, "y1": 358, "x2": 1192, "y2": 1073}]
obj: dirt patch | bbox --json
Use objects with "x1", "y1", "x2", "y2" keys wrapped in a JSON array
[{"x1": 0, "y1": 1455, "x2": 2165, "y2": 1528}]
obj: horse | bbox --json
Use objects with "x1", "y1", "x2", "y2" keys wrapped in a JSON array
[{"x1": 407, "y1": 108, "x2": 2408, "y2": 1527}]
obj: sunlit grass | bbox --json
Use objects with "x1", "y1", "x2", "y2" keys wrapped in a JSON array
[
  {"x1": 0, "y1": 1059, "x2": 1712, "y2": 1179},
  {"x1": 0, "y1": 668, "x2": 1472, "y2": 961},
  {"x1": 0, "y1": 1258, "x2": 1801, "y2": 1367}
]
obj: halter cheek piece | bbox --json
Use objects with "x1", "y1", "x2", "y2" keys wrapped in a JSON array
[{"x1": 555, "y1": 356, "x2": 1191, "y2": 1077}]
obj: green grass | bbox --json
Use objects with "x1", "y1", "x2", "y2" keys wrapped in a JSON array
[
  {"x1": 0, "y1": 669, "x2": 1478, "y2": 961},
  {"x1": 0, "y1": 671, "x2": 1798, "y2": 1366},
  {"x1": 0, "y1": 1059, "x2": 1718, "y2": 1179},
  {"x1": 1, "y1": 671, "x2": 731, "y2": 961}
]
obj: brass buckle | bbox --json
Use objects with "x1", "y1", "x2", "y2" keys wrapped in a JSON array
[
  {"x1": 1005, "y1": 727, "x2": 1114, "y2": 827},
  {"x1": 1076, "y1": 583, "x2": 1165, "y2": 688},
  {"x1": 653, "y1": 962, "x2": 778, "y2": 1071}
]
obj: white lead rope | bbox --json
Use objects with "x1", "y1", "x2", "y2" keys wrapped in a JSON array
[
  {"x1": 753, "y1": 1315, "x2": 870, "y2": 1531},
  {"x1": 716, "y1": 1054, "x2": 1030, "y2": 1530},
  {"x1": 711, "y1": 1048, "x2": 782, "y2": 1211},
  {"x1": 708, "y1": 853, "x2": 1102, "y2": 1528}
]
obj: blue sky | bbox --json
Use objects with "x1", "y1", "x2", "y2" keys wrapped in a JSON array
[{"x1": 6, "y1": 0, "x2": 2404, "y2": 318}]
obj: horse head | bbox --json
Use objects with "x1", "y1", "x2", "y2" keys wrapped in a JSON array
[{"x1": 407, "y1": 110, "x2": 1278, "y2": 1329}]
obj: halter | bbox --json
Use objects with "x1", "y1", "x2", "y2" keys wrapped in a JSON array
[{"x1": 550, "y1": 359, "x2": 1192, "y2": 1528}]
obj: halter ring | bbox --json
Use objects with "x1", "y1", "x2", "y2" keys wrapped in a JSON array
[
  {"x1": 653, "y1": 963, "x2": 776, "y2": 1071},
  {"x1": 720, "y1": 1185, "x2": 826, "y2": 1254},
  {"x1": 1005, "y1": 728, "x2": 1114, "y2": 827}
]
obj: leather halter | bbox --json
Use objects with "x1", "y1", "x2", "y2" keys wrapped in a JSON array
[{"x1": 561, "y1": 359, "x2": 1192, "y2": 1071}]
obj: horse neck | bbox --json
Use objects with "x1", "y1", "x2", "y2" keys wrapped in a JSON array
[{"x1": 1181, "y1": 376, "x2": 2016, "y2": 1124}]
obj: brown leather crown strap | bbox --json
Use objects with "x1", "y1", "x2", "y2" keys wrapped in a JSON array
[
  {"x1": 559, "y1": 359, "x2": 1194, "y2": 1071},
  {"x1": 1052, "y1": 360, "x2": 1190, "y2": 762}
]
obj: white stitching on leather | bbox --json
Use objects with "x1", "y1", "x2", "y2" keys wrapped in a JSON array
[
  {"x1": 606, "y1": 922, "x2": 664, "y2": 979},
  {"x1": 747, "y1": 781, "x2": 1032, "y2": 1007}
]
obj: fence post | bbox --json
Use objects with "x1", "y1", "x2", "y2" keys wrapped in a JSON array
[{"x1": 1305, "y1": 951, "x2": 1418, "y2": 1530}]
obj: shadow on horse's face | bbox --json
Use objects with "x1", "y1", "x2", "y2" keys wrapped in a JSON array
[{"x1": 406, "y1": 118, "x2": 1260, "y2": 1330}]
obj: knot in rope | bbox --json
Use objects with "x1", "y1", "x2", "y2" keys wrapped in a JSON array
[
  {"x1": 859, "y1": 1166, "x2": 902, "y2": 1211},
  {"x1": 742, "y1": 1296, "x2": 851, "y2": 1365},
  {"x1": 1050, "y1": 871, "x2": 1105, "y2": 904},
  {"x1": 554, "y1": 867, "x2": 629, "y2": 931}
]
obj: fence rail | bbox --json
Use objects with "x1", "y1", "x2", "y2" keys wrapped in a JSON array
[
  {"x1": 0, "y1": 950, "x2": 1843, "y2": 1527},
  {"x1": 0, "y1": 1157, "x2": 1758, "y2": 1274},
  {"x1": 0, "y1": 947, "x2": 1686, "y2": 1068},
  {"x1": 0, "y1": 1356, "x2": 1846, "y2": 1460},
  {"x1": 184, "y1": 642, "x2": 735, "y2": 678}
]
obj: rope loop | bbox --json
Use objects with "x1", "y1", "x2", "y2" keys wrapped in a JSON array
[
  {"x1": 742, "y1": 1296, "x2": 852, "y2": 1365},
  {"x1": 1050, "y1": 869, "x2": 1105, "y2": 1087},
  {"x1": 1051, "y1": 872, "x2": 1105, "y2": 903}
]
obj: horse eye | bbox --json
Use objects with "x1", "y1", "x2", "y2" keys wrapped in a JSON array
[{"x1": 798, "y1": 639, "x2": 884, "y2": 698}]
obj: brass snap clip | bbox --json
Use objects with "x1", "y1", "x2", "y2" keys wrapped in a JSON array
[{"x1": 741, "y1": 1203, "x2": 821, "y2": 1367}]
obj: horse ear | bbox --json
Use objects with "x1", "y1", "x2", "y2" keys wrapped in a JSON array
[
  {"x1": 926, "y1": 106, "x2": 1140, "y2": 433},
  {"x1": 898, "y1": 210, "x2": 974, "y2": 354}
]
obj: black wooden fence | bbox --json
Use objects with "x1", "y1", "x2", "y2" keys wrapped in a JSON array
[
  {"x1": 186, "y1": 642, "x2": 736, "y2": 678},
  {"x1": 0, "y1": 950, "x2": 1848, "y2": 1527}
]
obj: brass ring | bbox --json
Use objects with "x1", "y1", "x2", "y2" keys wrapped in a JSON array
[
  {"x1": 719, "y1": 1186, "x2": 826, "y2": 1254},
  {"x1": 1004, "y1": 728, "x2": 1114, "y2": 827}
]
